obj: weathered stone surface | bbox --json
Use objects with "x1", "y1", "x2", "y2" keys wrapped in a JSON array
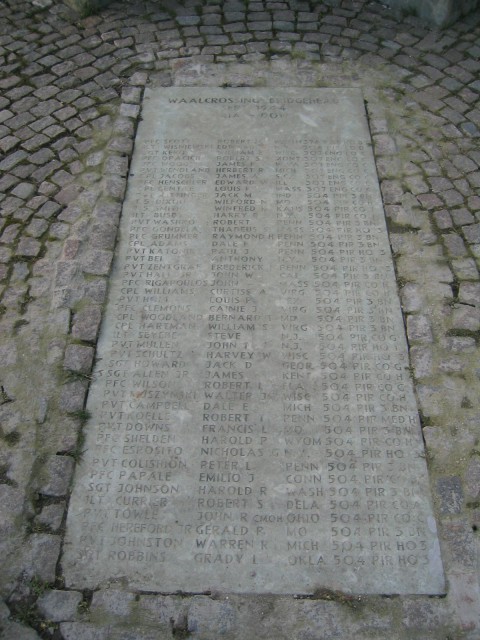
[
  {"x1": 1, "y1": 0, "x2": 480, "y2": 637},
  {"x1": 63, "y1": 88, "x2": 443, "y2": 596},
  {"x1": 34, "y1": 503, "x2": 66, "y2": 531},
  {"x1": 0, "y1": 485, "x2": 24, "y2": 538},
  {"x1": 39, "y1": 455, "x2": 74, "y2": 497},
  {"x1": 23, "y1": 534, "x2": 61, "y2": 583},
  {"x1": 71, "y1": 306, "x2": 102, "y2": 342},
  {"x1": 63, "y1": 344, "x2": 94, "y2": 373},
  {"x1": 451, "y1": 305, "x2": 480, "y2": 331},
  {"x1": 436, "y1": 477, "x2": 464, "y2": 515},
  {"x1": 37, "y1": 589, "x2": 83, "y2": 622},
  {"x1": 0, "y1": 619, "x2": 42, "y2": 640},
  {"x1": 59, "y1": 622, "x2": 110, "y2": 640},
  {"x1": 459, "y1": 282, "x2": 480, "y2": 306},
  {"x1": 406, "y1": 314, "x2": 434, "y2": 343},
  {"x1": 448, "y1": 572, "x2": 480, "y2": 633},
  {"x1": 464, "y1": 458, "x2": 480, "y2": 499},
  {"x1": 59, "y1": 380, "x2": 88, "y2": 414},
  {"x1": 442, "y1": 520, "x2": 476, "y2": 570},
  {"x1": 187, "y1": 597, "x2": 237, "y2": 636}
]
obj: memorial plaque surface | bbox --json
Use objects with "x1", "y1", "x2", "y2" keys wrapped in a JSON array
[{"x1": 63, "y1": 88, "x2": 444, "y2": 594}]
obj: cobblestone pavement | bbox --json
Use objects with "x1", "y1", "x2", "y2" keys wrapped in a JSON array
[{"x1": 0, "y1": 0, "x2": 479, "y2": 638}]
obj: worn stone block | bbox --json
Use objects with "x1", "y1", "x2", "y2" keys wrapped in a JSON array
[
  {"x1": 406, "y1": 314, "x2": 434, "y2": 343},
  {"x1": 410, "y1": 345, "x2": 434, "y2": 379},
  {"x1": 37, "y1": 589, "x2": 82, "y2": 622},
  {"x1": 71, "y1": 306, "x2": 102, "y2": 342},
  {"x1": 34, "y1": 503, "x2": 66, "y2": 532},
  {"x1": 59, "y1": 380, "x2": 88, "y2": 414},
  {"x1": 39, "y1": 455, "x2": 75, "y2": 497},
  {"x1": 464, "y1": 458, "x2": 480, "y2": 499},
  {"x1": 24, "y1": 534, "x2": 61, "y2": 583},
  {"x1": 90, "y1": 589, "x2": 136, "y2": 617},
  {"x1": 187, "y1": 597, "x2": 237, "y2": 637},
  {"x1": 59, "y1": 622, "x2": 110, "y2": 640},
  {"x1": 436, "y1": 476, "x2": 464, "y2": 514},
  {"x1": 442, "y1": 520, "x2": 476, "y2": 569},
  {"x1": 81, "y1": 249, "x2": 113, "y2": 276},
  {"x1": 63, "y1": 344, "x2": 94, "y2": 373},
  {"x1": 459, "y1": 282, "x2": 480, "y2": 306},
  {"x1": 451, "y1": 305, "x2": 480, "y2": 331}
]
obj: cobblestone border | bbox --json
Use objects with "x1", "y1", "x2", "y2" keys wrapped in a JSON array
[{"x1": 0, "y1": 1, "x2": 479, "y2": 638}]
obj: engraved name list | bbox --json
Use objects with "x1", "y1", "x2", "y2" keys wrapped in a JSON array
[{"x1": 63, "y1": 88, "x2": 444, "y2": 595}]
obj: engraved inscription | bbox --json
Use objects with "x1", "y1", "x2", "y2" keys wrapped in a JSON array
[{"x1": 63, "y1": 88, "x2": 444, "y2": 595}]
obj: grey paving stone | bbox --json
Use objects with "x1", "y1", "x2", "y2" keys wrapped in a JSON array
[
  {"x1": 463, "y1": 223, "x2": 480, "y2": 244},
  {"x1": 187, "y1": 597, "x2": 237, "y2": 637},
  {"x1": 37, "y1": 589, "x2": 82, "y2": 622},
  {"x1": 464, "y1": 458, "x2": 480, "y2": 499},
  {"x1": 0, "y1": 485, "x2": 24, "y2": 541},
  {"x1": 71, "y1": 305, "x2": 102, "y2": 342},
  {"x1": 0, "y1": 135, "x2": 19, "y2": 153},
  {"x1": 37, "y1": 200, "x2": 61, "y2": 219},
  {"x1": 406, "y1": 314, "x2": 433, "y2": 343},
  {"x1": 54, "y1": 184, "x2": 83, "y2": 205},
  {"x1": 400, "y1": 283, "x2": 424, "y2": 312},
  {"x1": 59, "y1": 623, "x2": 110, "y2": 640},
  {"x1": 443, "y1": 232, "x2": 468, "y2": 256},
  {"x1": 445, "y1": 335, "x2": 477, "y2": 352},
  {"x1": 271, "y1": 40, "x2": 292, "y2": 53},
  {"x1": 380, "y1": 179, "x2": 403, "y2": 204},
  {"x1": 416, "y1": 192, "x2": 443, "y2": 209},
  {"x1": 34, "y1": 502, "x2": 66, "y2": 532},
  {"x1": 452, "y1": 258, "x2": 479, "y2": 280},
  {"x1": 469, "y1": 195, "x2": 480, "y2": 210},
  {"x1": 0, "y1": 223, "x2": 21, "y2": 244},
  {"x1": 401, "y1": 597, "x2": 451, "y2": 631},
  {"x1": 23, "y1": 534, "x2": 61, "y2": 583},
  {"x1": 39, "y1": 455, "x2": 74, "y2": 497},
  {"x1": 119, "y1": 103, "x2": 140, "y2": 119},
  {"x1": 81, "y1": 249, "x2": 113, "y2": 276},
  {"x1": 0, "y1": 149, "x2": 27, "y2": 171},
  {"x1": 32, "y1": 160, "x2": 63, "y2": 183},
  {"x1": 433, "y1": 210, "x2": 453, "y2": 229},
  {"x1": 63, "y1": 344, "x2": 94, "y2": 373},
  {"x1": 84, "y1": 279, "x2": 108, "y2": 304},
  {"x1": 121, "y1": 86, "x2": 142, "y2": 104},
  {"x1": 410, "y1": 345, "x2": 433, "y2": 379},
  {"x1": 91, "y1": 589, "x2": 136, "y2": 617},
  {"x1": 21, "y1": 133, "x2": 49, "y2": 151},
  {"x1": 442, "y1": 520, "x2": 476, "y2": 570},
  {"x1": 437, "y1": 477, "x2": 464, "y2": 515},
  {"x1": 452, "y1": 305, "x2": 480, "y2": 331},
  {"x1": 59, "y1": 379, "x2": 88, "y2": 413},
  {"x1": 0, "y1": 246, "x2": 12, "y2": 263},
  {"x1": 451, "y1": 208, "x2": 475, "y2": 226},
  {"x1": 25, "y1": 219, "x2": 48, "y2": 238},
  {"x1": 15, "y1": 237, "x2": 42, "y2": 258},
  {"x1": 459, "y1": 282, "x2": 480, "y2": 305},
  {"x1": 104, "y1": 154, "x2": 128, "y2": 176},
  {"x1": 0, "y1": 620, "x2": 41, "y2": 640}
]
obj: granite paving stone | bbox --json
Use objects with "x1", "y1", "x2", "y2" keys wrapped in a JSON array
[
  {"x1": 0, "y1": 0, "x2": 479, "y2": 637},
  {"x1": 463, "y1": 222, "x2": 480, "y2": 243},
  {"x1": 36, "y1": 589, "x2": 83, "y2": 623},
  {"x1": 34, "y1": 503, "x2": 65, "y2": 531},
  {"x1": 39, "y1": 455, "x2": 75, "y2": 497},
  {"x1": 452, "y1": 305, "x2": 480, "y2": 331}
]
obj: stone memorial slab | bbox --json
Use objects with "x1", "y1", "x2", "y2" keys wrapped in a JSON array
[{"x1": 63, "y1": 88, "x2": 445, "y2": 595}]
